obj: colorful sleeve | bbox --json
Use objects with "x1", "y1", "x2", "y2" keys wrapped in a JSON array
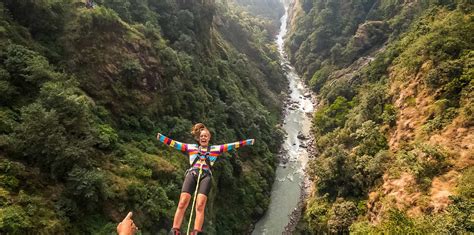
[
  {"x1": 215, "y1": 139, "x2": 255, "y2": 154},
  {"x1": 156, "y1": 133, "x2": 189, "y2": 152}
]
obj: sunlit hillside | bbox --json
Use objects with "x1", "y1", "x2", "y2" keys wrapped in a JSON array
[{"x1": 286, "y1": 0, "x2": 473, "y2": 233}]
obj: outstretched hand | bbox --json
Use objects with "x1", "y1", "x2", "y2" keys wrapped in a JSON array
[{"x1": 117, "y1": 212, "x2": 138, "y2": 235}]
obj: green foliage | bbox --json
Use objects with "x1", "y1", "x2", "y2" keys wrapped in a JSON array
[
  {"x1": 120, "y1": 58, "x2": 144, "y2": 86},
  {"x1": 233, "y1": 0, "x2": 284, "y2": 23},
  {"x1": 313, "y1": 96, "x2": 353, "y2": 134},
  {"x1": 352, "y1": 198, "x2": 473, "y2": 234},
  {"x1": 382, "y1": 104, "x2": 397, "y2": 126},
  {"x1": 0, "y1": 68, "x2": 17, "y2": 104},
  {"x1": 320, "y1": 77, "x2": 356, "y2": 103},
  {"x1": 365, "y1": 47, "x2": 399, "y2": 83},
  {"x1": 354, "y1": 150, "x2": 389, "y2": 189},
  {"x1": 309, "y1": 136, "x2": 389, "y2": 200},
  {"x1": 86, "y1": 6, "x2": 126, "y2": 33},
  {"x1": 309, "y1": 144, "x2": 358, "y2": 197},
  {"x1": 96, "y1": 124, "x2": 118, "y2": 150},
  {"x1": 396, "y1": 144, "x2": 451, "y2": 188},
  {"x1": 1, "y1": 0, "x2": 284, "y2": 232},
  {"x1": 3, "y1": 0, "x2": 69, "y2": 51},
  {"x1": 1, "y1": 44, "x2": 58, "y2": 102},
  {"x1": 304, "y1": 196, "x2": 330, "y2": 233},
  {"x1": 380, "y1": 209, "x2": 422, "y2": 233},
  {"x1": 66, "y1": 166, "x2": 107, "y2": 207},
  {"x1": 10, "y1": 80, "x2": 101, "y2": 180},
  {"x1": 346, "y1": 83, "x2": 388, "y2": 129},
  {"x1": 0, "y1": 170, "x2": 67, "y2": 235},
  {"x1": 352, "y1": 121, "x2": 388, "y2": 157},
  {"x1": 327, "y1": 200, "x2": 358, "y2": 233},
  {"x1": 396, "y1": 7, "x2": 473, "y2": 73},
  {"x1": 0, "y1": 205, "x2": 33, "y2": 233},
  {"x1": 309, "y1": 65, "x2": 333, "y2": 92},
  {"x1": 0, "y1": 108, "x2": 16, "y2": 134},
  {"x1": 424, "y1": 105, "x2": 458, "y2": 132},
  {"x1": 446, "y1": 195, "x2": 474, "y2": 232},
  {"x1": 314, "y1": 128, "x2": 352, "y2": 151},
  {"x1": 298, "y1": 1, "x2": 473, "y2": 233},
  {"x1": 426, "y1": 60, "x2": 463, "y2": 89},
  {"x1": 0, "y1": 159, "x2": 24, "y2": 191},
  {"x1": 286, "y1": 0, "x2": 401, "y2": 76},
  {"x1": 457, "y1": 166, "x2": 474, "y2": 199},
  {"x1": 11, "y1": 103, "x2": 73, "y2": 178},
  {"x1": 459, "y1": 73, "x2": 473, "y2": 126},
  {"x1": 343, "y1": 21, "x2": 389, "y2": 63},
  {"x1": 126, "y1": 183, "x2": 174, "y2": 229}
]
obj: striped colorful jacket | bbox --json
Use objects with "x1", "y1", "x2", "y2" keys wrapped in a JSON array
[{"x1": 157, "y1": 133, "x2": 254, "y2": 171}]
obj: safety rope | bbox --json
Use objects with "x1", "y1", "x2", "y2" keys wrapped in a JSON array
[{"x1": 186, "y1": 164, "x2": 203, "y2": 235}]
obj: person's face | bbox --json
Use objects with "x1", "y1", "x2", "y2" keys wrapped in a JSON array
[{"x1": 199, "y1": 130, "x2": 211, "y2": 147}]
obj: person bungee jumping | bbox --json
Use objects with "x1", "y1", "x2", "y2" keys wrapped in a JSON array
[{"x1": 156, "y1": 123, "x2": 254, "y2": 235}]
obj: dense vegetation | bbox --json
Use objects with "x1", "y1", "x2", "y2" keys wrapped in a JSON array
[
  {"x1": 0, "y1": 0, "x2": 286, "y2": 233},
  {"x1": 287, "y1": 0, "x2": 473, "y2": 233},
  {"x1": 233, "y1": 0, "x2": 285, "y2": 35}
]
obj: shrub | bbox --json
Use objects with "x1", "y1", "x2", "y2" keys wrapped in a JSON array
[
  {"x1": 320, "y1": 77, "x2": 355, "y2": 103},
  {"x1": 380, "y1": 105, "x2": 396, "y2": 128},
  {"x1": 397, "y1": 144, "x2": 450, "y2": 184},
  {"x1": 352, "y1": 120, "x2": 388, "y2": 157},
  {"x1": 353, "y1": 151, "x2": 390, "y2": 191},
  {"x1": 423, "y1": 107, "x2": 458, "y2": 132},
  {"x1": 309, "y1": 145, "x2": 360, "y2": 197},
  {"x1": 96, "y1": 124, "x2": 118, "y2": 150},
  {"x1": 425, "y1": 60, "x2": 463, "y2": 89},
  {"x1": 310, "y1": 66, "x2": 334, "y2": 92},
  {"x1": 3, "y1": 44, "x2": 57, "y2": 91},
  {"x1": 380, "y1": 209, "x2": 421, "y2": 233},
  {"x1": 313, "y1": 96, "x2": 353, "y2": 134},
  {"x1": 0, "y1": 109, "x2": 16, "y2": 134},
  {"x1": 120, "y1": 59, "x2": 144, "y2": 86},
  {"x1": 447, "y1": 195, "x2": 474, "y2": 232},
  {"x1": 327, "y1": 200, "x2": 358, "y2": 233},
  {"x1": 457, "y1": 167, "x2": 474, "y2": 198},
  {"x1": 0, "y1": 205, "x2": 33, "y2": 233},
  {"x1": 11, "y1": 100, "x2": 97, "y2": 179},
  {"x1": 304, "y1": 196, "x2": 330, "y2": 233},
  {"x1": 126, "y1": 183, "x2": 174, "y2": 230},
  {"x1": 66, "y1": 166, "x2": 107, "y2": 207}
]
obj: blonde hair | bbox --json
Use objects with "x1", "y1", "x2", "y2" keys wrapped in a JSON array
[{"x1": 191, "y1": 123, "x2": 211, "y2": 141}]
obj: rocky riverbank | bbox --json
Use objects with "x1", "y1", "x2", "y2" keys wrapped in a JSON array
[
  {"x1": 281, "y1": 93, "x2": 318, "y2": 234},
  {"x1": 282, "y1": 134, "x2": 316, "y2": 234}
]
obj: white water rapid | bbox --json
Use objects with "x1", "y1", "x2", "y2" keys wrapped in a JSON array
[{"x1": 252, "y1": 3, "x2": 314, "y2": 234}]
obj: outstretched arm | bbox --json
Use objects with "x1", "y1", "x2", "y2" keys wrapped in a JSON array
[
  {"x1": 215, "y1": 139, "x2": 255, "y2": 153},
  {"x1": 156, "y1": 133, "x2": 189, "y2": 152}
]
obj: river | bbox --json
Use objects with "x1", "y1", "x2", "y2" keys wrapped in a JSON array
[{"x1": 252, "y1": 3, "x2": 314, "y2": 234}]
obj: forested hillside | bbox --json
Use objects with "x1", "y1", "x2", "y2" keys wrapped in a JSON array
[
  {"x1": 233, "y1": 0, "x2": 285, "y2": 35},
  {"x1": 0, "y1": 0, "x2": 286, "y2": 233},
  {"x1": 286, "y1": 0, "x2": 472, "y2": 233}
]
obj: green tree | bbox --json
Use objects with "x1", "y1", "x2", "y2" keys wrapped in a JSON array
[{"x1": 327, "y1": 200, "x2": 358, "y2": 233}]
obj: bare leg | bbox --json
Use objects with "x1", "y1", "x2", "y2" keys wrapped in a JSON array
[
  {"x1": 173, "y1": 192, "x2": 191, "y2": 229},
  {"x1": 194, "y1": 194, "x2": 208, "y2": 231}
]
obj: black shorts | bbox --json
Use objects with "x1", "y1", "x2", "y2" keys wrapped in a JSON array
[{"x1": 181, "y1": 169, "x2": 212, "y2": 196}]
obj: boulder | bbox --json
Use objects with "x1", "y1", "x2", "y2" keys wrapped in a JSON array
[{"x1": 297, "y1": 131, "x2": 306, "y2": 140}]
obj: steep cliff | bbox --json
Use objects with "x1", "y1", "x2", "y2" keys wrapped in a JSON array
[
  {"x1": 287, "y1": 0, "x2": 473, "y2": 233},
  {"x1": 0, "y1": 0, "x2": 285, "y2": 233}
]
